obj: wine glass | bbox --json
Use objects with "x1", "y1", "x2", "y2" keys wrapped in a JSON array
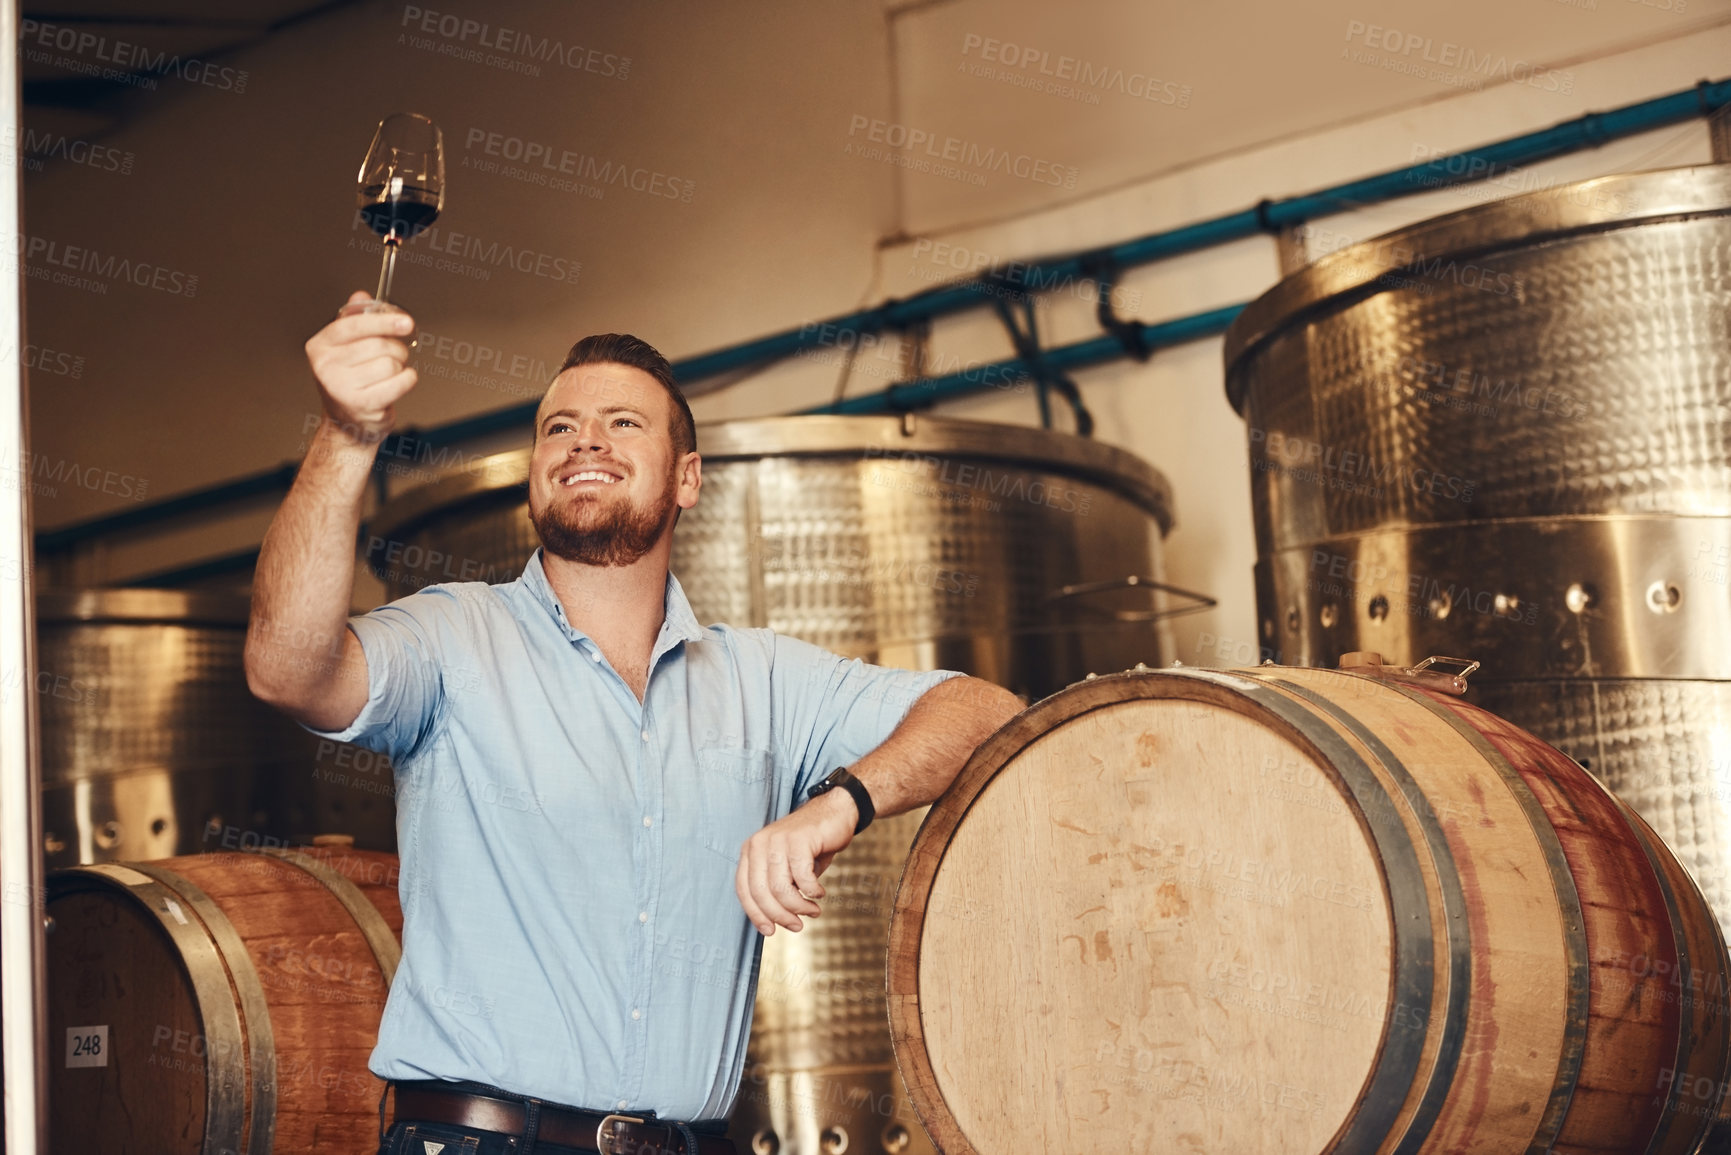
[{"x1": 355, "y1": 113, "x2": 444, "y2": 311}]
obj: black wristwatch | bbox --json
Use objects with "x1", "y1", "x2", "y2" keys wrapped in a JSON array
[{"x1": 807, "y1": 767, "x2": 875, "y2": 835}]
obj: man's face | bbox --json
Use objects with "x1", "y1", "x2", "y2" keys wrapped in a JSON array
[{"x1": 527, "y1": 362, "x2": 700, "y2": 567}]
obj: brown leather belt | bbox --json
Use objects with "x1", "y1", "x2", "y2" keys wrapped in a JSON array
[{"x1": 392, "y1": 1085, "x2": 736, "y2": 1154}]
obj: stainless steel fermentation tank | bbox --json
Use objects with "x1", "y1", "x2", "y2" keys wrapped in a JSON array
[
  {"x1": 1225, "y1": 164, "x2": 1731, "y2": 936},
  {"x1": 369, "y1": 414, "x2": 1193, "y2": 1155},
  {"x1": 369, "y1": 415, "x2": 1191, "y2": 699},
  {"x1": 31, "y1": 590, "x2": 377, "y2": 869}
]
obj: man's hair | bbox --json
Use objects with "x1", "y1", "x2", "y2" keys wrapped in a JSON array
[{"x1": 551, "y1": 333, "x2": 696, "y2": 458}]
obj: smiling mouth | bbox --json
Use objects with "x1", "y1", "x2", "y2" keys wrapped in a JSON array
[{"x1": 560, "y1": 470, "x2": 622, "y2": 487}]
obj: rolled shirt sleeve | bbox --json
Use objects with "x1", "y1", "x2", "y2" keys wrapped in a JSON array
[
  {"x1": 300, "y1": 586, "x2": 461, "y2": 765},
  {"x1": 769, "y1": 632, "x2": 964, "y2": 802}
]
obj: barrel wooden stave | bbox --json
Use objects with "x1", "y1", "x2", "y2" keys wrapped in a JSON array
[
  {"x1": 47, "y1": 848, "x2": 402, "y2": 1153},
  {"x1": 1248, "y1": 671, "x2": 1731, "y2": 1154},
  {"x1": 1618, "y1": 805, "x2": 1731, "y2": 1154},
  {"x1": 172, "y1": 849, "x2": 402, "y2": 1148},
  {"x1": 888, "y1": 669, "x2": 1731, "y2": 1155},
  {"x1": 1437, "y1": 695, "x2": 1702, "y2": 1152},
  {"x1": 899, "y1": 686, "x2": 1401, "y2": 1153},
  {"x1": 48, "y1": 887, "x2": 212, "y2": 1152},
  {"x1": 1268, "y1": 670, "x2": 1578, "y2": 1153}
]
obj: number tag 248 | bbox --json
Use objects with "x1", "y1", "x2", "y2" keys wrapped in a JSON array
[{"x1": 66, "y1": 1025, "x2": 107, "y2": 1068}]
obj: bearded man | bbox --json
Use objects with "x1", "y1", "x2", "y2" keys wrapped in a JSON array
[{"x1": 244, "y1": 292, "x2": 1023, "y2": 1155}]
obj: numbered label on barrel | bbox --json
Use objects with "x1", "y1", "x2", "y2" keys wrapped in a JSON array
[{"x1": 65, "y1": 1025, "x2": 107, "y2": 1068}]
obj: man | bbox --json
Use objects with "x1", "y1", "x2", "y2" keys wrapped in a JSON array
[{"x1": 244, "y1": 291, "x2": 1023, "y2": 1155}]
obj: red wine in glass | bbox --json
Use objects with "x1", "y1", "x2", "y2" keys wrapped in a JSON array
[
  {"x1": 358, "y1": 183, "x2": 440, "y2": 242},
  {"x1": 355, "y1": 113, "x2": 445, "y2": 309}
]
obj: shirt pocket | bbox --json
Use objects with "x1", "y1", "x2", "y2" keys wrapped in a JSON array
[{"x1": 695, "y1": 747, "x2": 775, "y2": 863}]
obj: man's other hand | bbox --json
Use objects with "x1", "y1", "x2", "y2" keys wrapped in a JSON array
[{"x1": 734, "y1": 788, "x2": 859, "y2": 935}]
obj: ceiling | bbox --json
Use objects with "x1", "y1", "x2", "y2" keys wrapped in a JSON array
[{"x1": 20, "y1": 1, "x2": 358, "y2": 138}]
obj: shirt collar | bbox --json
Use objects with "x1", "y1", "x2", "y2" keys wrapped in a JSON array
[{"x1": 520, "y1": 547, "x2": 705, "y2": 649}]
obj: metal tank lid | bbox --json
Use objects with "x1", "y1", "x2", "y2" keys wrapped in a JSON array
[
  {"x1": 370, "y1": 413, "x2": 1176, "y2": 541},
  {"x1": 1222, "y1": 163, "x2": 1731, "y2": 413},
  {"x1": 35, "y1": 588, "x2": 252, "y2": 625}
]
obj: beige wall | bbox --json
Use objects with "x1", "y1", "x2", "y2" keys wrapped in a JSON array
[
  {"x1": 23, "y1": 0, "x2": 900, "y2": 523},
  {"x1": 19, "y1": 0, "x2": 1731, "y2": 655}
]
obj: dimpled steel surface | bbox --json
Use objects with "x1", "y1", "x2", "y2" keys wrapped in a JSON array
[
  {"x1": 369, "y1": 415, "x2": 1180, "y2": 701},
  {"x1": 1229, "y1": 173, "x2": 1731, "y2": 553},
  {"x1": 1226, "y1": 164, "x2": 1731, "y2": 937},
  {"x1": 367, "y1": 414, "x2": 1180, "y2": 1155},
  {"x1": 35, "y1": 590, "x2": 326, "y2": 868}
]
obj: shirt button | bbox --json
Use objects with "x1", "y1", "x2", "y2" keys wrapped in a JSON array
[
  {"x1": 641, "y1": 730, "x2": 650, "y2": 742},
  {"x1": 631, "y1": 1008, "x2": 642, "y2": 1021},
  {"x1": 642, "y1": 816, "x2": 653, "y2": 828},
  {"x1": 591, "y1": 651, "x2": 602, "y2": 662},
  {"x1": 617, "y1": 1100, "x2": 628, "y2": 1110},
  {"x1": 639, "y1": 911, "x2": 648, "y2": 923}
]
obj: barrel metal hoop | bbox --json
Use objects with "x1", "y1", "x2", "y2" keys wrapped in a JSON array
[
  {"x1": 1379, "y1": 684, "x2": 1593, "y2": 1152},
  {"x1": 67, "y1": 864, "x2": 250, "y2": 1155},
  {"x1": 257, "y1": 848, "x2": 401, "y2": 986},
  {"x1": 126, "y1": 862, "x2": 278, "y2": 1155},
  {"x1": 1261, "y1": 675, "x2": 1473, "y2": 1155},
  {"x1": 1163, "y1": 668, "x2": 1433, "y2": 1155}
]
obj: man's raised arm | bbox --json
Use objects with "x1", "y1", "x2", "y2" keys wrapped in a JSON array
[{"x1": 244, "y1": 293, "x2": 418, "y2": 732}]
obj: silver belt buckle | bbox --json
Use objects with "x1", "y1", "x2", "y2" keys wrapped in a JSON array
[{"x1": 597, "y1": 1113, "x2": 647, "y2": 1155}]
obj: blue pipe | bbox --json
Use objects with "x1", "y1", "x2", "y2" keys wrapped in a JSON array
[
  {"x1": 687, "y1": 76, "x2": 1731, "y2": 380},
  {"x1": 38, "y1": 76, "x2": 1731, "y2": 552},
  {"x1": 801, "y1": 304, "x2": 1247, "y2": 415}
]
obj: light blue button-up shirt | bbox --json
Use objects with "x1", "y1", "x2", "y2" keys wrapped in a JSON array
[{"x1": 309, "y1": 549, "x2": 957, "y2": 1120}]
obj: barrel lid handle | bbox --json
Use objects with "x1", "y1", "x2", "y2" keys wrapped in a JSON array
[
  {"x1": 1409, "y1": 655, "x2": 1481, "y2": 681},
  {"x1": 1337, "y1": 652, "x2": 1480, "y2": 695}
]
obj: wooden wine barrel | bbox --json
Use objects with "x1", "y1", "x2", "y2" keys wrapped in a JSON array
[
  {"x1": 46, "y1": 846, "x2": 402, "y2": 1154},
  {"x1": 887, "y1": 664, "x2": 1731, "y2": 1154}
]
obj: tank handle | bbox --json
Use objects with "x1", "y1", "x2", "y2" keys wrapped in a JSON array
[
  {"x1": 1338, "y1": 651, "x2": 1481, "y2": 695},
  {"x1": 1042, "y1": 574, "x2": 1216, "y2": 623}
]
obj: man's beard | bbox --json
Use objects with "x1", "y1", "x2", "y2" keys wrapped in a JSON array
[{"x1": 530, "y1": 465, "x2": 678, "y2": 567}]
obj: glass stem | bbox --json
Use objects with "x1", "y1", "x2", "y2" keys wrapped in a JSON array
[{"x1": 375, "y1": 239, "x2": 400, "y2": 306}]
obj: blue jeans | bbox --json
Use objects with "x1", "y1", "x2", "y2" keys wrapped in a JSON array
[
  {"x1": 375, "y1": 1117, "x2": 591, "y2": 1154},
  {"x1": 376, "y1": 1077, "x2": 590, "y2": 1155}
]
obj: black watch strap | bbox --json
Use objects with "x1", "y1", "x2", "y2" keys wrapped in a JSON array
[{"x1": 807, "y1": 767, "x2": 875, "y2": 835}]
